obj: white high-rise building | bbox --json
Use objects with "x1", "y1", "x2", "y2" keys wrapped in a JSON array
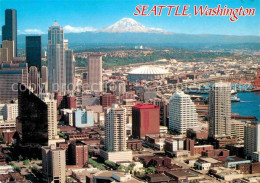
[
  {"x1": 104, "y1": 104, "x2": 126, "y2": 151},
  {"x1": 209, "y1": 82, "x2": 231, "y2": 138},
  {"x1": 169, "y1": 91, "x2": 198, "y2": 134},
  {"x1": 39, "y1": 93, "x2": 59, "y2": 141},
  {"x1": 88, "y1": 54, "x2": 103, "y2": 92},
  {"x1": 47, "y1": 21, "x2": 65, "y2": 93},
  {"x1": 47, "y1": 22, "x2": 75, "y2": 93}
]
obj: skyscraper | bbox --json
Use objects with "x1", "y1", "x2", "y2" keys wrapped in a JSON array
[
  {"x1": 26, "y1": 36, "x2": 42, "y2": 71},
  {"x1": 42, "y1": 145, "x2": 66, "y2": 183},
  {"x1": 244, "y1": 122, "x2": 260, "y2": 159},
  {"x1": 209, "y1": 82, "x2": 231, "y2": 138},
  {"x1": 1, "y1": 40, "x2": 14, "y2": 62},
  {"x1": 104, "y1": 104, "x2": 126, "y2": 152},
  {"x1": 0, "y1": 63, "x2": 28, "y2": 103},
  {"x1": 88, "y1": 54, "x2": 103, "y2": 92},
  {"x1": 29, "y1": 66, "x2": 39, "y2": 93},
  {"x1": 17, "y1": 84, "x2": 59, "y2": 145},
  {"x1": 41, "y1": 66, "x2": 48, "y2": 92},
  {"x1": 169, "y1": 91, "x2": 198, "y2": 134},
  {"x1": 39, "y1": 93, "x2": 59, "y2": 141},
  {"x1": 47, "y1": 22, "x2": 74, "y2": 93},
  {"x1": 2, "y1": 9, "x2": 17, "y2": 57},
  {"x1": 17, "y1": 84, "x2": 48, "y2": 145},
  {"x1": 132, "y1": 103, "x2": 160, "y2": 138},
  {"x1": 65, "y1": 49, "x2": 75, "y2": 91},
  {"x1": 47, "y1": 21, "x2": 65, "y2": 93}
]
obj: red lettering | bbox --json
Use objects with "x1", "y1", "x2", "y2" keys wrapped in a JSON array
[
  {"x1": 167, "y1": 5, "x2": 175, "y2": 16},
  {"x1": 148, "y1": 6, "x2": 157, "y2": 16},
  {"x1": 182, "y1": 5, "x2": 190, "y2": 16},
  {"x1": 158, "y1": 5, "x2": 166, "y2": 16},
  {"x1": 175, "y1": 6, "x2": 182, "y2": 16},
  {"x1": 134, "y1": 5, "x2": 142, "y2": 16},
  {"x1": 141, "y1": 5, "x2": 149, "y2": 16}
]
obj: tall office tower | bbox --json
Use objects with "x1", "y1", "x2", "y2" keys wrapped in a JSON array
[
  {"x1": 88, "y1": 54, "x2": 103, "y2": 92},
  {"x1": 209, "y1": 82, "x2": 231, "y2": 138},
  {"x1": 0, "y1": 48, "x2": 8, "y2": 63},
  {"x1": 29, "y1": 66, "x2": 39, "y2": 93},
  {"x1": 47, "y1": 22, "x2": 75, "y2": 93},
  {"x1": 17, "y1": 84, "x2": 48, "y2": 145},
  {"x1": 42, "y1": 145, "x2": 66, "y2": 183},
  {"x1": 2, "y1": 40, "x2": 14, "y2": 62},
  {"x1": 47, "y1": 21, "x2": 65, "y2": 93},
  {"x1": 169, "y1": 91, "x2": 198, "y2": 135},
  {"x1": 152, "y1": 98, "x2": 169, "y2": 126},
  {"x1": 68, "y1": 141, "x2": 88, "y2": 168},
  {"x1": 0, "y1": 63, "x2": 28, "y2": 103},
  {"x1": 101, "y1": 93, "x2": 117, "y2": 108},
  {"x1": 41, "y1": 66, "x2": 48, "y2": 92},
  {"x1": 2, "y1": 9, "x2": 17, "y2": 57},
  {"x1": 39, "y1": 93, "x2": 59, "y2": 141},
  {"x1": 104, "y1": 104, "x2": 126, "y2": 151},
  {"x1": 132, "y1": 103, "x2": 160, "y2": 138},
  {"x1": 244, "y1": 122, "x2": 260, "y2": 158},
  {"x1": 17, "y1": 84, "x2": 59, "y2": 145},
  {"x1": 26, "y1": 36, "x2": 41, "y2": 71},
  {"x1": 65, "y1": 49, "x2": 75, "y2": 91}
]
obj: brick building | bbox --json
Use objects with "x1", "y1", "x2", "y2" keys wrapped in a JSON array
[
  {"x1": 127, "y1": 139, "x2": 143, "y2": 151},
  {"x1": 69, "y1": 141, "x2": 88, "y2": 168},
  {"x1": 237, "y1": 162, "x2": 260, "y2": 174},
  {"x1": 132, "y1": 103, "x2": 160, "y2": 138},
  {"x1": 101, "y1": 93, "x2": 117, "y2": 108}
]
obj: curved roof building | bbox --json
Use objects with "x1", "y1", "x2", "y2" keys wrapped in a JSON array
[{"x1": 127, "y1": 65, "x2": 170, "y2": 81}]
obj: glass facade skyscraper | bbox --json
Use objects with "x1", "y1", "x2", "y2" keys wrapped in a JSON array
[
  {"x1": 2, "y1": 9, "x2": 17, "y2": 57},
  {"x1": 26, "y1": 36, "x2": 42, "y2": 71},
  {"x1": 17, "y1": 84, "x2": 48, "y2": 145}
]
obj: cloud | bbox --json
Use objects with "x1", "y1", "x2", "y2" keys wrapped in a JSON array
[
  {"x1": 22, "y1": 29, "x2": 45, "y2": 34},
  {"x1": 64, "y1": 25, "x2": 96, "y2": 33}
]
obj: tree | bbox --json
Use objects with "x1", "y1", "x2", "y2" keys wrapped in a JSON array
[
  {"x1": 5, "y1": 154, "x2": 12, "y2": 162},
  {"x1": 13, "y1": 166, "x2": 21, "y2": 173},
  {"x1": 18, "y1": 155, "x2": 23, "y2": 161},
  {"x1": 104, "y1": 160, "x2": 116, "y2": 169},
  {"x1": 23, "y1": 159, "x2": 30, "y2": 166},
  {"x1": 145, "y1": 167, "x2": 156, "y2": 174}
]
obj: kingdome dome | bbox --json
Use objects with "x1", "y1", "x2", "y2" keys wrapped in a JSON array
[
  {"x1": 128, "y1": 65, "x2": 170, "y2": 81},
  {"x1": 129, "y1": 65, "x2": 170, "y2": 75}
]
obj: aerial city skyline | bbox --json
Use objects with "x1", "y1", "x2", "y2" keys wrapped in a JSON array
[{"x1": 0, "y1": 1, "x2": 259, "y2": 182}]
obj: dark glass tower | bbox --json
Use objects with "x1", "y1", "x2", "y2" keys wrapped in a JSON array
[
  {"x1": 17, "y1": 83, "x2": 48, "y2": 145},
  {"x1": 26, "y1": 36, "x2": 42, "y2": 71},
  {"x1": 2, "y1": 9, "x2": 17, "y2": 56}
]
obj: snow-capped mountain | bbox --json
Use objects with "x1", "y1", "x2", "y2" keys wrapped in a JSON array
[{"x1": 101, "y1": 18, "x2": 166, "y2": 33}]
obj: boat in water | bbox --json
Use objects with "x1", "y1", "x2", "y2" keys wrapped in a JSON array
[
  {"x1": 231, "y1": 94, "x2": 241, "y2": 103},
  {"x1": 251, "y1": 71, "x2": 260, "y2": 92}
]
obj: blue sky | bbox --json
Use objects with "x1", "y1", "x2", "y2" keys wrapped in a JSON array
[{"x1": 0, "y1": 0, "x2": 259, "y2": 35}]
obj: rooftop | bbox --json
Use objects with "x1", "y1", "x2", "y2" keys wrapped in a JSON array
[
  {"x1": 133, "y1": 103, "x2": 159, "y2": 109},
  {"x1": 129, "y1": 65, "x2": 170, "y2": 75}
]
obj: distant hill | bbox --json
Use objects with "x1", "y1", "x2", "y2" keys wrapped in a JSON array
[{"x1": 10, "y1": 32, "x2": 260, "y2": 49}]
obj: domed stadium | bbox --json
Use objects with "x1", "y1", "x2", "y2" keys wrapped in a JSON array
[{"x1": 127, "y1": 65, "x2": 170, "y2": 81}]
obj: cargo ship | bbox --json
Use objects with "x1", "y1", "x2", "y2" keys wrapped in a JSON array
[{"x1": 251, "y1": 71, "x2": 260, "y2": 92}]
